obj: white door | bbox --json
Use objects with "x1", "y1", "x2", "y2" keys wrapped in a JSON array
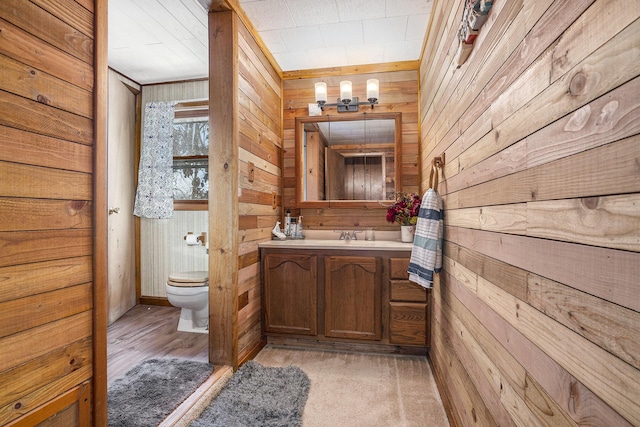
[{"x1": 107, "y1": 71, "x2": 138, "y2": 324}]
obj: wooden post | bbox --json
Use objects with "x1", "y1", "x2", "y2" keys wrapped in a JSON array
[{"x1": 208, "y1": 10, "x2": 239, "y2": 368}]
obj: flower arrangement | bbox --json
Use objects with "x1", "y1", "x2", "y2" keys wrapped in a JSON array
[{"x1": 385, "y1": 192, "x2": 422, "y2": 226}]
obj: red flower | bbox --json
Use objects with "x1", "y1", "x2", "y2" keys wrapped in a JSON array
[{"x1": 386, "y1": 192, "x2": 422, "y2": 225}]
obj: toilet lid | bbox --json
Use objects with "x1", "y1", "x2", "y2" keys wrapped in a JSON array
[{"x1": 168, "y1": 271, "x2": 208, "y2": 286}]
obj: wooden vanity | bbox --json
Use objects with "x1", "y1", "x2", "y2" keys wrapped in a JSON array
[{"x1": 259, "y1": 240, "x2": 429, "y2": 354}]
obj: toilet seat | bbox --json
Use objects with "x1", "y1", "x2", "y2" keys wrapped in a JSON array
[{"x1": 168, "y1": 271, "x2": 208, "y2": 287}]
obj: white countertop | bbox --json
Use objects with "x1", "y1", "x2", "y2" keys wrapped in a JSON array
[{"x1": 259, "y1": 238, "x2": 413, "y2": 251}]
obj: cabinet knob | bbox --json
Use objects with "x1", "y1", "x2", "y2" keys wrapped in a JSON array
[{"x1": 109, "y1": 207, "x2": 120, "y2": 215}]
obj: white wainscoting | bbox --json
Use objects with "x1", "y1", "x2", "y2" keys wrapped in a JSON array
[{"x1": 140, "y1": 210, "x2": 208, "y2": 297}]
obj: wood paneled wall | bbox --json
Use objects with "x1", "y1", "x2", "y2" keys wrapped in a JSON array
[
  {"x1": 235, "y1": 17, "x2": 282, "y2": 365},
  {"x1": 140, "y1": 79, "x2": 208, "y2": 108},
  {"x1": 208, "y1": 10, "x2": 282, "y2": 367},
  {"x1": 419, "y1": 0, "x2": 640, "y2": 425},
  {"x1": 0, "y1": 0, "x2": 97, "y2": 425},
  {"x1": 282, "y1": 69, "x2": 419, "y2": 230}
]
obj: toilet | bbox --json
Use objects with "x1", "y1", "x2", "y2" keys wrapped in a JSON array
[{"x1": 165, "y1": 271, "x2": 209, "y2": 334}]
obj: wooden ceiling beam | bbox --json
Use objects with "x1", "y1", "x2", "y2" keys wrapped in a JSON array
[
  {"x1": 196, "y1": 0, "x2": 232, "y2": 12},
  {"x1": 282, "y1": 61, "x2": 420, "y2": 80}
]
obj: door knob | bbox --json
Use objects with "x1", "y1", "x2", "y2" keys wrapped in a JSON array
[{"x1": 109, "y1": 207, "x2": 120, "y2": 215}]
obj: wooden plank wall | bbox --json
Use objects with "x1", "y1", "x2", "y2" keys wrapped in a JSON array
[
  {"x1": 282, "y1": 69, "x2": 419, "y2": 230},
  {"x1": 419, "y1": 0, "x2": 640, "y2": 425},
  {"x1": 235, "y1": 17, "x2": 282, "y2": 365},
  {"x1": 0, "y1": 0, "x2": 96, "y2": 425}
]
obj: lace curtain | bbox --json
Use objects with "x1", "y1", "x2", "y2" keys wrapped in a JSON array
[{"x1": 133, "y1": 101, "x2": 176, "y2": 219}]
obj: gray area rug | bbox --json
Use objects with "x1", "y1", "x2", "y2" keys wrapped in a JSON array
[
  {"x1": 191, "y1": 360, "x2": 310, "y2": 427},
  {"x1": 108, "y1": 358, "x2": 213, "y2": 427}
]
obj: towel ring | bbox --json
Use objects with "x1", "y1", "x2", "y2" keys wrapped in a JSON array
[
  {"x1": 429, "y1": 154, "x2": 444, "y2": 192},
  {"x1": 428, "y1": 163, "x2": 437, "y2": 192}
]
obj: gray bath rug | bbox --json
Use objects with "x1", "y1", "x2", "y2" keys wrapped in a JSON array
[
  {"x1": 108, "y1": 358, "x2": 213, "y2": 427},
  {"x1": 191, "y1": 360, "x2": 310, "y2": 427}
]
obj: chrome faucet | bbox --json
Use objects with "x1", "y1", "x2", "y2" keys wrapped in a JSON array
[{"x1": 336, "y1": 230, "x2": 362, "y2": 240}]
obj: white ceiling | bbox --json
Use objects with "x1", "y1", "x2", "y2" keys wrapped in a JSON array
[{"x1": 108, "y1": 0, "x2": 433, "y2": 85}]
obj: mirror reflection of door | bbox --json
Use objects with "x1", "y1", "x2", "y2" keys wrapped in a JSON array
[
  {"x1": 321, "y1": 118, "x2": 394, "y2": 200},
  {"x1": 345, "y1": 154, "x2": 384, "y2": 199}
]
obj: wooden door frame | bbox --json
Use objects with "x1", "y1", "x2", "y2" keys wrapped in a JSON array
[
  {"x1": 93, "y1": 0, "x2": 109, "y2": 425},
  {"x1": 93, "y1": 12, "x2": 243, "y2": 422}
]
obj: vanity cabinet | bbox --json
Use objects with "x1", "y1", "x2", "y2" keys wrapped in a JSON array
[
  {"x1": 260, "y1": 244, "x2": 428, "y2": 354},
  {"x1": 325, "y1": 256, "x2": 381, "y2": 341},
  {"x1": 262, "y1": 253, "x2": 317, "y2": 335},
  {"x1": 388, "y1": 257, "x2": 429, "y2": 346}
]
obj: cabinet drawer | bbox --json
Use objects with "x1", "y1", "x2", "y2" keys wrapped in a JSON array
[
  {"x1": 389, "y1": 258, "x2": 410, "y2": 279},
  {"x1": 390, "y1": 280, "x2": 427, "y2": 302},
  {"x1": 389, "y1": 302, "x2": 426, "y2": 346}
]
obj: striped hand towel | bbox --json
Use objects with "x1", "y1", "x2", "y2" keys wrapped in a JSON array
[{"x1": 408, "y1": 188, "x2": 443, "y2": 289}]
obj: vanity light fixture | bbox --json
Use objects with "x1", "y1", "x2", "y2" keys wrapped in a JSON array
[{"x1": 315, "y1": 79, "x2": 379, "y2": 112}]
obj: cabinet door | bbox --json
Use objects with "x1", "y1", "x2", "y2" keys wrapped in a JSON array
[
  {"x1": 325, "y1": 256, "x2": 381, "y2": 340},
  {"x1": 263, "y1": 253, "x2": 317, "y2": 335}
]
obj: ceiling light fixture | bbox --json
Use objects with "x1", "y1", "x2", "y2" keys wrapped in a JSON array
[{"x1": 315, "y1": 79, "x2": 379, "y2": 112}]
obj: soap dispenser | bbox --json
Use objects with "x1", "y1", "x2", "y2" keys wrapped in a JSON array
[
  {"x1": 289, "y1": 217, "x2": 297, "y2": 238},
  {"x1": 296, "y1": 215, "x2": 303, "y2": 238},
  {"x1": 284, "y1": 209, "x2": 291, "y2": 236}
]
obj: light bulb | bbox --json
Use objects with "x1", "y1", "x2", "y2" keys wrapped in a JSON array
[
  {"x1": 366, "y1": 79, "x2": 379, "y2": 101},
  {"x1": 339, "y1": 81, "x2": 352, "y2": 103},
  {"x1": 315, "y1": 82, "x2": 327, "y2": 103}
]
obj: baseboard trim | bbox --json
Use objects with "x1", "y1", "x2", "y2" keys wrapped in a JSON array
[
  {"x1": 238, "y1": 338, "x2": 267, "y2": 367},
  {"x1": 266, "y1": 335, "x2": 428, "y2": 356},
  {"x1": 140, "y1": 296, "x2": 172, "y2": 306},
  {"x1": 427, "y1": 351, "x2": 460, "y2": 427}
]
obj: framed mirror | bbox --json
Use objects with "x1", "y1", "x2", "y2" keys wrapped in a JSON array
[{"x1": 295, "y1": 112, "x2": 402, "y2": 208}]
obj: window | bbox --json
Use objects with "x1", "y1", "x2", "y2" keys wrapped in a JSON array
[{"x1": 172, "y1": 104, "x2": 209, "y2": 209}]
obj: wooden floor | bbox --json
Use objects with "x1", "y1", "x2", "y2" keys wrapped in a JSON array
[{"x1": 107, "y1": 304, "x2": 209, "y2": 383}]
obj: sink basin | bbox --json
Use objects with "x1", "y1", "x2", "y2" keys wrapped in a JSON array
[{"x1": 302, "y1": 229, "x2": 401, "y2": 241}]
